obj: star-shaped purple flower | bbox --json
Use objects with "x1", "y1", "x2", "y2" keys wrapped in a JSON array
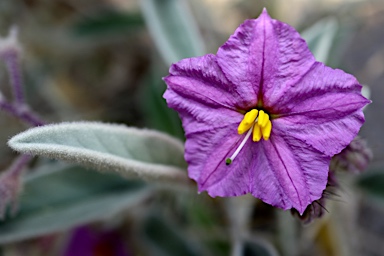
[{"x1": 163, "y1": 9, "x2": 369, "y2": 214}]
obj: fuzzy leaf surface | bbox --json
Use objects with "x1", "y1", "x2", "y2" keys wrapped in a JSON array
[{"x1": 8, "y1": 122, "x2": 188, "y2": 184}]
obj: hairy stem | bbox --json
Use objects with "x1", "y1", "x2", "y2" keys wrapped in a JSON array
[
  {"x1": 0, "y1": 99, "x2": 45, "y2": 126},
  {"x1": 2, "y1": 50, "x2": 24, "y2": 104},
  {"x1": 0, "y1": 154, "x2": 32, "y2": 218}
]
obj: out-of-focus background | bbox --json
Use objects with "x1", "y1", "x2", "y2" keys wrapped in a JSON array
[{"x1": 0, "y1": 0, "x2": 383, "y2": 255}]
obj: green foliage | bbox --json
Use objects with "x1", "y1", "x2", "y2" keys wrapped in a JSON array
[
  {"x1": 8, "y1": 122, "x2": 189, "y2": 184},
  {"x1": 140, "y1": 0, "x2": 205, "y2": 65},
  {"x1": 0, "y1": 164, "x2": 148, "y2": 244},
  {"x1": 143, "y1": 216, "x2": 200, "y2": 256},
  {"x1": 301, "y1": 17, "x2": 338, "y2": 64},
  {"x1": 139, "y1": 67, "x2": 184, "y2": 139},
  {"x1": 72, "y1": 10, "x2": 144, "y2": 37},
  {"x1": 356, "y1": 170, "x2": 384, "y2": 199},
  {"x1": 242, "y1": 240, "x2": 278, "y2": 256}
]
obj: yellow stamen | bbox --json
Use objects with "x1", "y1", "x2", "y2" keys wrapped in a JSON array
[
  {"x1": 257, "y1": 110, "x2": 269, "y2": 128},
  {"x1": 252, "y1": 123, "x2": 262, "y2": 142},
  {"x1": 227, "y1": 109, "x2": 273, "y2": 165},
  {"x1": 227, "y1": 124, "x2": 254, "y2": 165},
  {"x1": 261, "y1": 112, "x2": 269, "y2": 128},
  {"x1": 257, "y1": 110, "x2": 264, "y2": 127},
  {"x1": 261, "y1": 120, "x2": 272, "y2": 140},
  {"x1": 238, "y1": 109, "x2": 258, "y2": 134}
]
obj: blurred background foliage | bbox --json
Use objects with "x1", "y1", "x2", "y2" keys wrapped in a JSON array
[{"x1": 0, "y1": 0, "x2": 383, "y2": 255}]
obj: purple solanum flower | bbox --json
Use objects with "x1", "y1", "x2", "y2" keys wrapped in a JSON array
[
  {"x1": 63, "y1": 226, "x2": 129, "y2": 256},
  {"x1": 163, "y1": 9, "x2": 369, "y2": 214}
]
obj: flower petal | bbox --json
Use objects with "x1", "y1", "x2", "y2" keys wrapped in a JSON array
[
  {"x1": 216, "y1": 9, "x2": 316, "y2": 111},
  {"x1": 254, "y1": 129, "x2": 330, "y2": 214},
  {"x1": 185, "y1": 124, "x2": 247, "y2": 184},
  {"x1": 164, "y1": 9, "x2": 368, "y2": 214},
  {"x1": 278, "y1": 111, "x2": 365, "y2": 157},
  {"x1": 164, "y1": 54, "x2": 255, "y2": 113},
  {"x1": 271, "y1": 63, "x2": 369, "y2": 156},
  {"x1": 198, "y1": 123, "x2": 329, "y2": 214},
  {"x1": 163, "y1": 55, "x2": 247, "y2": 184}
]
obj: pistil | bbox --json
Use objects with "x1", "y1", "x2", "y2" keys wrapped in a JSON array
[
  {"x1": 226, "y1": 122, "x2": 254, "y2": 165},
  {"x1": 226, "y1": 109, "x2": 273, "y2": 165}
]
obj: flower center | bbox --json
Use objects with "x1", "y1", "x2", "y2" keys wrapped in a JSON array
[{"x1": 226, "y1": 109, "x2": 272, "y2": 165}]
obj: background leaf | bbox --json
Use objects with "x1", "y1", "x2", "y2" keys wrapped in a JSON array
[
  {"x1": 8, "y1": 122, "x2": 189, "y2": 185},
  {"x1": 356, "y1": 170, "x2": 384, "y2": 200},
  {"x1": 301, "y1": 17, "x2": 338, "y2": 64},
  {"x1": 72, "y1": 10, "x2": 144, "y2": 37},
  {"x1": 142, "y1": 216, "x2": 200, "y2": 256},
  {"x1": 139, "y1": 66, "x2": 184, "y2": 139},
  {"x1": 242, "y1": 239, "x2": 279, "y2": 256},
  {"x1": 0, "y1": 164, "x2": 149, "y2": 244},
  {"x1": 140, "y1": 0, "x2": 205, "y2": 65}
]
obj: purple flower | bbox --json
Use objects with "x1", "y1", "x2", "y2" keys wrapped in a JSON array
[
  {"x1": 163, "y1": 9, "x2": 369, "y2": 214},
  {"x1": 63, "y1": 226, "x2": 129, "y2": 256},
  {"x1": 330, "y1": 136, "x2": 372, "y2": 174}
]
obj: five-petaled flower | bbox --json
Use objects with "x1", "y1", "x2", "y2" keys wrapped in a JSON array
[{"x1": 163, "y1": 9, "x2": 369, "y2": 214}]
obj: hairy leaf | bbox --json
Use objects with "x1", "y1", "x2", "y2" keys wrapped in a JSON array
[{"x1": 8, "y1": 122, "x2": 189, "y2": 185}]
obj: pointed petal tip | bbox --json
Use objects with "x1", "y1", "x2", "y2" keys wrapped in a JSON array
[
  {"x1": 296, "y1": 206, "x2": 307, "y2": 216},
  {"x1": 262, "y1": 7, "x2": 268, "y2": 14},
  {"x1": 162, "y1": 74, "x2": 173, "y2": 84},
  {"x1": 256, "y1": 7, "x2": 273, "y2": 24},
  {"x1": 260, "y1": 7, "x2": 271, "y2": 18}
]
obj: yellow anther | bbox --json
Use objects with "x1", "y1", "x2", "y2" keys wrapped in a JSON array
[
  {"x1": 261, "y1": 120, "x2": 272, "y2": 140},
  {"x1": 244, "y1": 109, "x2": 258, "y2": 125},
  {"x1": 229, "y1": 109, "x2": 273, "y2": 165},
  {"x1": 257, "y1": 110, "x2": 269, "y2": 128},
  {"x1": 261, "y1": 113, "x2": 269, "y2": 128},
  {"x1": 238, "y1": 120, "x2": 253, "y2": 134},
  {"x1": 257, "y1": 110, "x2": 265, "y2": 127},
  {"x1": 252, "y1": 123, "x2": 262, "y2": 142},
  {"x1": 238, "y1": 109, "x2": 258, "y2": 134}
]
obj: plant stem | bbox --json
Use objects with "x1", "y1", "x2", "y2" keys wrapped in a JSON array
[
  {"x1": 0, "y1": 154, "x2": 32, "y2": 218},
  {"x1": 2, "y1": 51, "x2": 24, "y2": 104},
  {"x1": 0, "y1": 99, "x2": 45, "y2": 126}
]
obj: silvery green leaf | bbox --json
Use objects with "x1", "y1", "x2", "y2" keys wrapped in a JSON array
[
  {"x1": 301, "y1": 17, "x2": 338, "y2": 64},
  {"x1": 139, "y1": 68, "x2": 184, "y2": 139},
  {"x1": 140, "y1": 0, "x2": 205, "y2": 65},
  {"x1": 0, "y1": 165, "x2": 149, "y2": 244},
  {"x1": 361, "y1": 85, "x2": 371, "y2": 111},
  {"x1": 362, "y1": 85, "x2": 371, "y2": 101},
  {"x1": 142, "y1": 216, "x2": 201, "y2": 256},
  {"x1": 8, "y1": 122, "x2": 189, "y2": 185},
  {"x1": 277, "y1": 210, "x2": 298, "y2": 256},
  {"x1": 225, "y1": 196, "x2": 256, "y2": 256},
  {"x1": 242, "y1": 238, "x2": 279, "y2": 256}
]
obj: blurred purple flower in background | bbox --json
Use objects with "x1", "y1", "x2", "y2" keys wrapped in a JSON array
[
  {"x1": 164, "y1": 9, "x2": 369, "y2": 214},
  {"x1": 63, "y1": 226, "x2": 129, "y2": 256},
  {"x1": 330, "y1": 136, "x2": 373, "y2": 174}
]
